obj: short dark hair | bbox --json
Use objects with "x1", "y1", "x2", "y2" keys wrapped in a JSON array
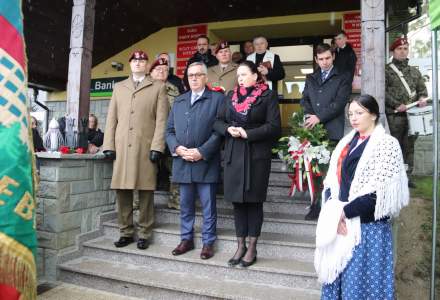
[
  {"x1": 315, "y1": 43, "x2": 333, "y2": 56},
  {"x1": 239, "y1": 60, "x2": 263, "y2": 83},
  {"x1": 197, "y1": 35, "x2": 209, "y2": 43},
  {"x1": 349, "y1": 94, "x2": 380, "y2": 124},
  {"x1": 335, "y1": 30, "x2": 347, "y2": 37}
]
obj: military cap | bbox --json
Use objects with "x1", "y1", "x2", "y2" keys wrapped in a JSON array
[
  {"x1": 390, "y1": 37, "x2": 409, "y2": 51},
  {"x1": 150, "y1": 58, "x2": 168, "y2": 72},
  {"x1": 215, "y1": 41, "x2": 230, "y2": 54},
  {"x1": 129, "y1": 50, "x2": 148, "y2": 62}
]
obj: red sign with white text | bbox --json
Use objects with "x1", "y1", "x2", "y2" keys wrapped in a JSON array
[
  {"x1": 178, "y1": 24, "x2": 208, "y2": 42},
  {"x1": 176, "y1": 41, "x2": 198, "y2": 59},
  {"x1": 176, "y1": 60, "x2": 187, "y2": 77},
  {"x1": 343, "y1": 12, "x2": 361, "y2": 87},
  {"x1": 176, "y1": 24, "x2": 208, "y2": 78}
]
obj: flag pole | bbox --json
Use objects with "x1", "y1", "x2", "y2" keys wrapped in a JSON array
[{"x1": 431, "y1": 27, "x2": 439, "y2": 300}]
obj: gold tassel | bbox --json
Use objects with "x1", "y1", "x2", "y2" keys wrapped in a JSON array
[{"x1": 0, "y1": 232, "x2": 36, "y2": 300}]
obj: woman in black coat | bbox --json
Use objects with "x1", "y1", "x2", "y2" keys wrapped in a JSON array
[{"x1": 214, "y1": 61, "x2": 281, "y2": 267}]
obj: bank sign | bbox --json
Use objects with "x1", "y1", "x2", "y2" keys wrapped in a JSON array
[{"x1": 90, "y1": 77, "x2": 127, "y2": 97}]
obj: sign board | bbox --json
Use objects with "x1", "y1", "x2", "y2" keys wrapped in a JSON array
[
  {"x1": 343, "y1": 12, "x2": 361, "y2": 90},
  {"x1": 90, "y1": 77, "x2": 126, "y2": 97},
  {"x1": 176, "y1": 24, "x2": 207, "y2": 78},
  {"x1": 177, "y1": 24, "x2": 207, "y2": 42},
  {"x1": 176, "y1": 41, "x2": 198, "y2": 59}
]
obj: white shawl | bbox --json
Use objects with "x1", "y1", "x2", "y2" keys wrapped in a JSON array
[
  {"x1": 247, "y1": 50, "x2": 275, "y2": 90},
  {"x1": 314, "y1": 124, "x2": 409, "y2": 284}
]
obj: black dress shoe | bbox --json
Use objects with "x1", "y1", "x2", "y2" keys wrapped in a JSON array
[
  {"x1": 137, "y1": 238, "x2": 149, "y2": 250},
  {"x1": 114, "y1": 237, "x2": 134, "y2": 248},
  {"x1": 240, "y1": 255, "x2": 257, "y2": 268},
  {"x1": 228, "y1": 247, "x2": 247, "y2": 266}
]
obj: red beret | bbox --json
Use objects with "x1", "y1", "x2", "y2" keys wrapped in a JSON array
[
  {"x1": 215, "y1": 41, "x2": 230, "y2": 54},
  {"x1": 129, "y1": 50, "x2": 148, "y2": 62},
  {"x1": 390, "y1": 37, "x2": 409, "y2": 51},
  {"x1": 150, "y1": 58, "x2": 168, "y2": 72}
]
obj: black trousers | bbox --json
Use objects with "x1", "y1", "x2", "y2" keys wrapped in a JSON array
[{"x1": 232, "y1": 202, "x2": 264, "y2": 237}]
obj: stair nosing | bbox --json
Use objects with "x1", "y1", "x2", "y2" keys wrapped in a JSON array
[
  {"x1": 59, "y1": 256, "x2": 320, "y2": 299},
  {"x1": 153, "y1": 206, "x2": 318, "y2": 225},
  {"x1": 81, "y1": 239, "x2": 317, "y2": 278},
  {"x1": 102, "y1": 222, "x2": 315, "y2": 249}
]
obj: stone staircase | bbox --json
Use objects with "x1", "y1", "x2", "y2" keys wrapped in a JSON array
[{"x1": 57, "y1": 160, "x2": 321, "y2": 299}]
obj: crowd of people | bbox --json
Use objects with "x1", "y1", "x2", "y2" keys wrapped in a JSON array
[{"x1": 30, "y1": 31, "x2": 428, "y2": 299}]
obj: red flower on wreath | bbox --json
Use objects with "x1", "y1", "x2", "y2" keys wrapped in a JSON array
[
  {"x1": 75, "y1": 147, "x2": 85, "y2": 154},
  {"x1": 60, "y1": 146, "x2": 70, "y2": 154}
]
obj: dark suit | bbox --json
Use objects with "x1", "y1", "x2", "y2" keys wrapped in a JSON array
[
  {"x1": 166, "y1": 88, "x2": 224, "y2": 245},
  {"x1": 300, "y1": 67, "x2": 351, "y2": 141}
]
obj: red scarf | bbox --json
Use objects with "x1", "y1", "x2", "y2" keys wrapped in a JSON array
[{"x1": 231, "y1": 83, "x2": 268, "y2": 113}]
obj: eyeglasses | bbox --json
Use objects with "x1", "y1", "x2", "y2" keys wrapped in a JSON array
[{"x1": 188, "y1": 73, "x2": 206, "y2": 79}]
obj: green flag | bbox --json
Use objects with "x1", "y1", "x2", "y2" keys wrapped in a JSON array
[
  {"x1": 0, "y1": 1, "x2": 37, "y2": 299},
  {"x1": 430, "y1": 0, "x2": 440, "y2": 30}
]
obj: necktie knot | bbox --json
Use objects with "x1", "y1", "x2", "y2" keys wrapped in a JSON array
[{"x1": 321, "y1": 71, "x2": 328, "y2": 82}]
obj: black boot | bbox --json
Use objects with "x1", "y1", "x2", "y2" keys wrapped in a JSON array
[{"x1": 305, "y1": 203, "x2": 321, "y2": 221}]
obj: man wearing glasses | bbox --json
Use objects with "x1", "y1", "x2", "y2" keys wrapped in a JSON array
[{"x1": 166, "y1": 62, "x2": 224, "y2": 260}]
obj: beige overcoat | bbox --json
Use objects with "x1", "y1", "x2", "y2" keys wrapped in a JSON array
[
  {"x1": 207, "y1": 63, "x2": 238, "y2": 93},
  {"x1": 103, "y1": 76, "x2": 169, "y2": 190}
]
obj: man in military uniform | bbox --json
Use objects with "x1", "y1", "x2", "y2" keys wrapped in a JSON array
[
  {"x1": 385, "y1": 37, "x2": 428, "y2": 187},
  {"x1": 150, "y1": 58, "x2": 181, "y2": 210},
  {"x1": 103, "y1": 50, "x2": 169, "y2": 249},
  {"x1": 207, "y1": 41, "x2": 238, "y2": 93}
]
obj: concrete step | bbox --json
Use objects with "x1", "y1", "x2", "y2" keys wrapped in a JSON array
[
  {"x1": 79, "y1": 238, "x2": 320, "y2": 291},
  {"x1": 59, "y1": 256, "x2": 320, "y2": 300},
  {"x1": 102, "y1": 221, "x2": 315, "y2": 262},
  {"x1": 151, "y1": 205, "x2": 317, "y2": 237},
  {"x1": 270, "y1": 159, "x2": 288, "y2": 172},
  {"x1": 154, "y1": 191, "x2": 312, "y2": 216}
]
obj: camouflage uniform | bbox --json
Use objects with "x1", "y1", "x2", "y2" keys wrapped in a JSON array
[
  {"x1": 385, "y1": 58, "x2": 428, "y2": 174},
  {"x1": 165, "y1": 82, "x2": 181, "y2": 209}
]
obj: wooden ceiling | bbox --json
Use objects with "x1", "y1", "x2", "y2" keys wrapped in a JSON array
[{"x1": 23, "y1": 0, "x2": 363, "y2": 90}]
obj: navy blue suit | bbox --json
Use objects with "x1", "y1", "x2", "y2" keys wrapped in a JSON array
[{"x1": 166, "y1": 88, "x2": 224, "y2": 245}]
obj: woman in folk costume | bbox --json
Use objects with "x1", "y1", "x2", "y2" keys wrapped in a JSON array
[
  {"x1": 314, "y1": 94, "x2": 409, "y2": 299},
  {"x1": 214, "y1": 60, "x2": 281, "y2": 267}
]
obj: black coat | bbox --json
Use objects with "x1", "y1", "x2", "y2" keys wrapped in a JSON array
[
  {"x1": 300, "y1": 67, "x2": 351, "y2": 141},
  {"x1": 214, "y1": 88, "x2": 281, "y2": 203},
  {"x1": 166, "y1": 88, "x2": 224, "y2": 184},
  {"x1": 88, "y1": 128, "x2": 104, "y2": 147},
  {"x1": 334, "y1": 44, "x2": 357, "y2": 80}
]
